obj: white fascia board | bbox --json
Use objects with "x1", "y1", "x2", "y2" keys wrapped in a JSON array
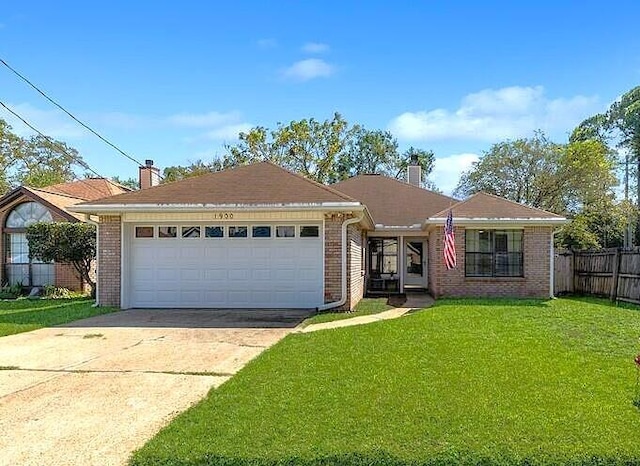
[
  {"x1": 70, "y1": 202, "x2": 363, "y2": 214},
  {"x1": 424, "y1": 217, "x2": 568, "y2": 228},
  {"x1": 373, "y1": 224, "x2": 424, "y2": 231}
]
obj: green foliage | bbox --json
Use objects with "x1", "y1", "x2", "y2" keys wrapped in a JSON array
[
  {"x1": 111, "y1": 176, "x2": 139, "y2": 191},
  {"x1": 0, "y1": 298, "x2": 112, "y2": 337},
  {"x1": 454, "y1": 131, "x2": 617, "y2": 215},
  {"x1": 26, "y1": 222, "x2": 96, "y2": 297},
  {"x1": 0, "y1": 118, "x2": 83, "y2": 195},
  {"x1": 131, "y1": 298, "x2": 640, "y2": 466},
  {"x1": 162, "y1": 114, "x2": 437, "y2": 187},
  {"x1": 0, "y1": 283, "x2": 24, "y2": 300},
  {"x1": 43, "y1": 285, "x2": 80, "y2": 299}
]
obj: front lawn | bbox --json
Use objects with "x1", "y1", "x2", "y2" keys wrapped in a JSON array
[
  {"x1": 303, "y1": 297, "x2": 394, "y2": 325},
  {"x1": 0, "y1": 298, "x2": 116, "y2": 337},
  {"x1": 131, "y1": 297, "x2": 640, "y2": 466}
]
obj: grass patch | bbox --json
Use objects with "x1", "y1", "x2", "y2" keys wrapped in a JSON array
[
  {"x1": 131, "y1": 297, "x2": 640, "y2": 466},
  {"x1": 303, "y1": 298, "x2": 394, "y2": 325},
  {"x1": 0, "y1": 365, "x2": 19, "y2": 370},
  {"x1": 82, "y1": 333, "x2": 104, "y2": 339},
  {"x1": 0, "y1": 298, "x2": 116, "y2": 337}
]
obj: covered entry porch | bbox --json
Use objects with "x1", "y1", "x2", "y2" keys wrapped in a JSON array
[{"x1": 366, "y1": 233, "x2": 429, "y2": 295}]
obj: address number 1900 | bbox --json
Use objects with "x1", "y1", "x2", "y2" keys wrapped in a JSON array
[{"x1": 212, "y1": 212, "x2": 234, "y2": 219}]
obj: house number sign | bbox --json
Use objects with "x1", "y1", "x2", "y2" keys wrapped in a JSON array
[{"x1": 212, "y1": 212, "x2": 234, "y2": 219}]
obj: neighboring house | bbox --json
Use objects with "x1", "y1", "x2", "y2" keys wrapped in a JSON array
[
  {"x1": 71, "y1": 162, "x2": 566, "y2": 310},
  {"x1": 0, "y1": 178, "x2": 130, "y2": 291}
]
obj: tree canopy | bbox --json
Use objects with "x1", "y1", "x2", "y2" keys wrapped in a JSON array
[
  {"x1": 162, "y1": 114, "x2": 436, "y2": 187},
  {"x1": 26, "y1": 222, "x2": 97, "y2": 297},
  {"x1": 0, "y1": 118, "x2": 83, "y2": 195},
  {"x1": 454, "y1": 131, "x2": 617, "y2": 215}
]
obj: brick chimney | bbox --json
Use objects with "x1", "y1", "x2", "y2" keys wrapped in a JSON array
[
  {"x1": 407, "y1": 153, "x2": 421, "y2": 187},
  {"x1": 139, "y1": 159, "x2": 160, "y2": 189}
]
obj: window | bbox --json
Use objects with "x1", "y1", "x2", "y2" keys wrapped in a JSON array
[
  {"x1": 135, "y1": 226, "x2": 154, "y2": 238},
  {"x1": 205, "y1": 226, "x2": 224, "y2": 238},
  {"x1": 6, "y1": 202, "x2": 53, "y2": 228},
  {"x1": 252, "y1": 226, "x2": 271, "y2": 238},
  {"x1": 276, "y1": 226, "x2": 295, "y2": 238},
  {"x1": 182, "y1": 226, "x2": 201, "y2": 238},
  {"x1": 300, "y1": 226, "x2": 319, "y2": 237},
  {"x1": 465, "y1": 230, "x2": 523, "y2": 277},
  {"x1": 368, "y1": 238, "x2": 398, "y2": 275},
  {"x1": 158, "y1": 226, "x2": 177, "y2": 238},
  {"x1": 3, "y1": 202, "x2": 55, "y2": 286},
  {"x1": 229, "y1": 226, "x2": 248, "y2": 238}
]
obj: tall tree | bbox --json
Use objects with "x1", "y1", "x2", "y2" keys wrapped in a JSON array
[
  {"x1": 166, "y1": 115, "x2": 437, "y2": 187},
  {"x1": 454, "y1": 131, "x2": 616, "y2": 215},
  {"x1": 0, "y1": 118, "x2": 84, "y2": 194}
]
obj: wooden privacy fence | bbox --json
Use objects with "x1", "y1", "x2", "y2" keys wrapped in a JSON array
[{"x1": 555, "y1": 249, "x2": 640, "y2": 304}]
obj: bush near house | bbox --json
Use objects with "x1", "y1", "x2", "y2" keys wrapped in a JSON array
[{"x1": 131, "y1": 297, "x2": 640, "y2": 466}]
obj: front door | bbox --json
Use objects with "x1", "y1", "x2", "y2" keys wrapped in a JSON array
[{"x1": 404, "y1": 240, "x2": 426, "y2": 288}]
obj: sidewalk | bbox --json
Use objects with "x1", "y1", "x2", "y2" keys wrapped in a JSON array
[{"x1": 299, "y1": 294, "x2": 435, "y2": 333}]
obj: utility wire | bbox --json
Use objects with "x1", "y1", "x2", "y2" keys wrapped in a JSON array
[
  {"x1": 0, "y1": 57, "x2": 162, "y2": 179},
  {"x1": 0, "y1": 101, "x2": 123, "y2": 199}
]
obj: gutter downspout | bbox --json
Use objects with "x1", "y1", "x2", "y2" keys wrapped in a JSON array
[
  {"x1": 550, "y1": 229, "x2": 560, "y2": 299},
  {"x1": 317, "y1": 211, "x2": 365, "y2": 311}
]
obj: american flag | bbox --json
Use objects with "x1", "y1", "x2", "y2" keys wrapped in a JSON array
[{"x1": 443, "y1": 210, "x2": 456, "y2": 270}]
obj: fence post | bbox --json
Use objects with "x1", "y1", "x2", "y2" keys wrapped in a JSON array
[
  {"x1": 572, "y1": 249, "x2": 577, "y2": 294},
  {"x1": 610, "y1": 248, "x2": 621, "y2": 302}
]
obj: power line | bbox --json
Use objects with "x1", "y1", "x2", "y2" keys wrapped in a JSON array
[
  {"x1": 0, "y1": 56, "x2": 161, "y2": 178},
  {"x1": 0, "y1": 100, "x2": 123, "y2": 199}
]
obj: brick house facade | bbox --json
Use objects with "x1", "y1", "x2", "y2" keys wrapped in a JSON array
[{"x1": 76, "y1": 162, "x2": 565, "y2": 310}]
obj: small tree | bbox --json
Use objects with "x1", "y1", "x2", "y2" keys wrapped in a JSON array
[{"x1": 26, "y1": 222, "x2": 97, "y2": 297}]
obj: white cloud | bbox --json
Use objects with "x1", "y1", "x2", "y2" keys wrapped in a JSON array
[
  {"x1": 167, "y1": 111, "x2": 242, "y2": 128},
  {"x1": 282, "y1": 58, "x2": 335, "y2": 81},
  {"x1": 257, "y1": 38, "x2": 277, "y2": 49},
  {"x1": 388, "y1": 86, "x2": 600, "y2": 142},
  {"x1": 432, "y1": 153, "x2": 480, "y2": 196},
  {"x1": 205, "y1": 123, "x2": 253, "y2": 140},
  {"x1": 301, "y1": 42, "x2": 329, "y2": 53},
  {"x1": 0, "y1": 102, "x2": 86, "y2": 139}
]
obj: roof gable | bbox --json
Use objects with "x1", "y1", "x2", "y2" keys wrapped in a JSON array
[
  {"x1": 430, "y1": 192, "x2": 565, "y2": 220},
  {"x1": 79, "y1": 162, "x2": 358, "y2": 206},
  {"x1": 333, "y1": 175, "x2": 456, "y2": 227}
]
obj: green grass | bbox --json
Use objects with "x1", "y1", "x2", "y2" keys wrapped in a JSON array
[
  {"x1": 130, "y1": 297, "x2": 640, "y2": 466},
  {"x1": 0, "y1": 298, "x2": 116, "y2": 337},
  {"x1": 303, "y1": 297, "x2": 394, "y2": 325}
]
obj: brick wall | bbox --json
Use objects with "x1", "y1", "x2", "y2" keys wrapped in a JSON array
[
  {"x1": 430, "y1": 225, "x2": 552, "y2": 298},
  {"x1": 324, "y1": 213, "x2": 343, "y2": 304},
  {"x1": 97, "y1": 215, "x2": 121, "y2": 307}
]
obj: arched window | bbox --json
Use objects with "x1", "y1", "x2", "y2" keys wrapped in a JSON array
[
  {"x1": 6, "y1": 202, "x2": 53, "y2": 228},
  {"x1": 3, "y1": 202, "x2": 55, "y2": 287}
]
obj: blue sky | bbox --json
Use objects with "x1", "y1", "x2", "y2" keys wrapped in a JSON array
[{"x1": 1, "y1": 1, "x2": 639, "y2": 194}]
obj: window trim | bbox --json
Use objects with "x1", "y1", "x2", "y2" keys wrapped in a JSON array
[
  {"x1": 299, "y1": 225, "x2": 320, "y2": 238},
  {"x1": 204, "y1": 226, "x2": 225, "y2": 238},
  {"x1": 157, "y1": 226, "x2": 178, "y2": 238},
  {"x1": 134, "y1": 226, "x2": 155, "y2": 238},
  {"x1": 251, "y1": 225, "x2": 272, "y2": 238},
  {"x1": 275, "y1": 225, "x2": 296, "y2": 239},
  {"x1": 464, "y1": 229, "x2": 524, "y2": 278},
  {"x1": 228, "y1": 225, "x2": 248, "y2": 238}
]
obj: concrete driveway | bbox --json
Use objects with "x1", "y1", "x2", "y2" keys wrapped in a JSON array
[{"x1": 0, "y1": 308, "x2": 312, "y2": 466}]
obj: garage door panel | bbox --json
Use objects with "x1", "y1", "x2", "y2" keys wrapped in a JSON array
[{"x1": 129, "y1": 227, "x2": 323, "y2": 308}]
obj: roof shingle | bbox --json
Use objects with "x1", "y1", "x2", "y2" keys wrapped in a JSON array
[
  {"x1": 430, "y1": 192, "x2": 564, "y2": 220},
  {"x1": 332, "y1": 175, "x2": 456, "y2": 226},
  {"x1": 81, "y1": 162, "x2": 357, "y2": 206}
]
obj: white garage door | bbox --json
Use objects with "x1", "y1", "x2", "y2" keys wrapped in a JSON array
[{"x1": 128, "y1": 224, "x2": 324, "y2": 309}]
